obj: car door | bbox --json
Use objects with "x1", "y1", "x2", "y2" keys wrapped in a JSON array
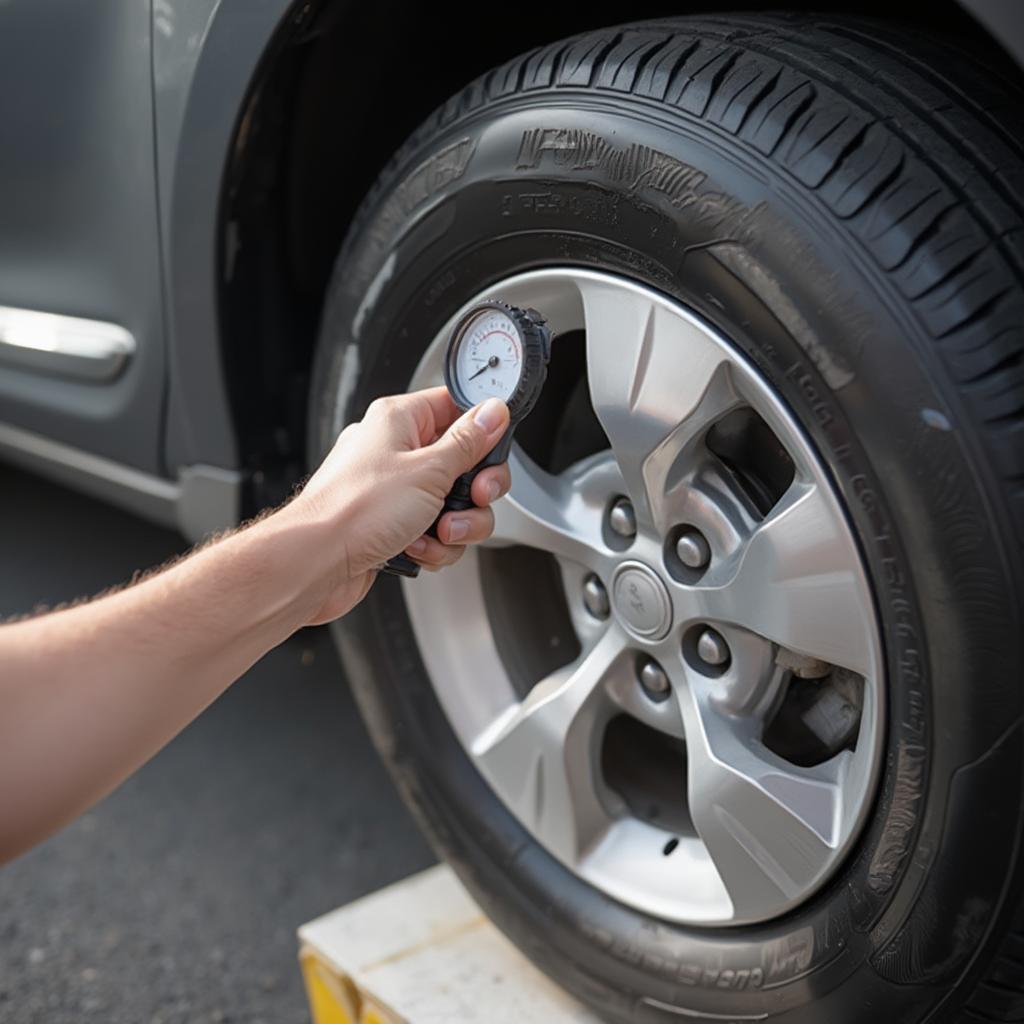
[{"x1": 0, "y1": 0, "x2": 166, "y2": 477}]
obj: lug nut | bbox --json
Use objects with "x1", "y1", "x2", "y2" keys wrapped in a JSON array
[
  {"x1": 582, "y1": 574, "x2": 610, "y2": 620},
  {"x1": 675, "y1": 528, "x2": 710, "y2": 570},
  {"x1": 609, "y1": 498, "x2": 637, "y2": 538},
  {"x1": 696, "y1": 627, "x2": 730, "y2": 668},
  {"x1": 639, "y1": 659, "x2": 671, "y2": 700}
]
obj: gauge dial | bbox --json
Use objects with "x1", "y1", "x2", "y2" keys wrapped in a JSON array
[{"x1": 450, "y1": 309, "x2": 524, "y2": 405}]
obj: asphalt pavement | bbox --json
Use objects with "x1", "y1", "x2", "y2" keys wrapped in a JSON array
[{"x1": 0, "y1": 464, "x2": 435, "y2": 1023}]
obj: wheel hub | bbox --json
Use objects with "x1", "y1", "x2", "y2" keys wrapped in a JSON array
[
  {"x1": 610, "y1": 561, "x2": 672, "y2": 641},
  {"x1": 400, "y1": 268, "x2": 884, "y2": 927}
]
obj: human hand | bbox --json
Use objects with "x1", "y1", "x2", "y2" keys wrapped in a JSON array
[{"x1": 284, "y1": 387, "x2": 512, "y2": 624}]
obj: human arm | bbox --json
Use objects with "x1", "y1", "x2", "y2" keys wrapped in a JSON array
[{"x1": 0, "y1": 388, "x2": 511, "y2": 863}]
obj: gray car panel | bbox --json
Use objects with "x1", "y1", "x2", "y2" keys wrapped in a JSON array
[
  {"x1": 154, "y1": 0, "x2": 298, "y2": 475},
  {"x1": 0, "y1": 0, "x2": 166, "y2": 474}
]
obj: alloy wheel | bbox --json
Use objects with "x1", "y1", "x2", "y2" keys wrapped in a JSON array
[{"x1": 403, "y1": 269, "x2": 884, "y2": 926}]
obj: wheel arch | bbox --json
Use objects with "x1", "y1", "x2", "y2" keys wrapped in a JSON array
[{"x1": 163, "y1": 0, "x2": 1022, "y2": 517}]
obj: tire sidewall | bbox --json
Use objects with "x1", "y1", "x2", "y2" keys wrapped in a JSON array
[{"x1": 311, "y1": 98, "x2": 1024, "y2": 1022}]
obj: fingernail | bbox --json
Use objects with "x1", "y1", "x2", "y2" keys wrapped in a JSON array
[
  {"x1": 474, "y1": 397, "x2": 506, "y2": 433},
  {"x1": 407, "y1": 537, "x2": 427, "y2": 555},
  {"x1": 446, "y1": 518, "x2": 469, "y2": 542},
  {"x1": 485, "y1": 479, "x2": 501, "y2": 503}
]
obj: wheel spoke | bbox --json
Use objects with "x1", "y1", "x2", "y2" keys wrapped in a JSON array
[
  {"x1": 700, "y1": 481, "x2": 875, "y2": 677},
  {"x1": 579, "y1": 278, "x2": 743, "y2": 533},
  {"x1": 487, "y1": 446, "x2": 618, "y2": 571},
  {"x1": 676, "y1": 678, "x2": 842, "y2": 922},
  {"x1": 470, "y1": 625, "x2": 628, "y2": 864}
]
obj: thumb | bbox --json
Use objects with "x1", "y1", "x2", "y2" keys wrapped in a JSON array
[{"x1": 430, "y1": 397, "x2": 510, "y2": 478}]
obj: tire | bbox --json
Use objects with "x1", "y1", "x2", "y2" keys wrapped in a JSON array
[{"x1": 310, "y1": 14, "x2": 1024, "y2": 1023}]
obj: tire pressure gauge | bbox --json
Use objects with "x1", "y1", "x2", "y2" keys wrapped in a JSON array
[{"x1": 383, "y1": 301, "x2": 552, "y2": 577}]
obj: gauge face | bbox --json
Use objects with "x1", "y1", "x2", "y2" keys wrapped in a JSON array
[{"x1": 450, "y1": 309, "x2": 523, "y2": 406}]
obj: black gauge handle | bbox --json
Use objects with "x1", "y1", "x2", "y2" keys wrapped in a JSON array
[
  {"x1": 432, "y1": 429, "x2": 517, "y2": 522},
  {"x1": 381, "y1": 432, "x2": 517, "y2": 578}
]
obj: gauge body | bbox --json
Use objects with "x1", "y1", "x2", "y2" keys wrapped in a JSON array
[
  {"x1": 383, "y1": 301, "x2": 551, "y2": 578},
  {"x1": 444, "y1": 301, "x2": 551, "y2": 423}
]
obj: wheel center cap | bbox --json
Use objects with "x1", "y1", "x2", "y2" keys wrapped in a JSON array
[{"x1": 610, "y1": 561, "x2": 673, "y2": 640}]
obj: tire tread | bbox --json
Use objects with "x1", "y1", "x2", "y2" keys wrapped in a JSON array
[
  {"x1": 341, "y1": 14, "x2": 1024, "y2": 1021},
  {"x1": 485, "y1": 16, "x2": 1024, "y2": 1020},
  {"x1": 466, "y1": 16, "x2": 1024, "y2": 557}
]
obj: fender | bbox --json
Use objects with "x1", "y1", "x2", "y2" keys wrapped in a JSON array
[{"x1": 155, "y1": 0, "x2": 301, "y2": 477}]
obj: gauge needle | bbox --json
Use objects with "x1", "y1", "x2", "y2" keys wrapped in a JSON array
[{"x1": 468, "y1": 355, "x2": 500, "y2": 380}]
